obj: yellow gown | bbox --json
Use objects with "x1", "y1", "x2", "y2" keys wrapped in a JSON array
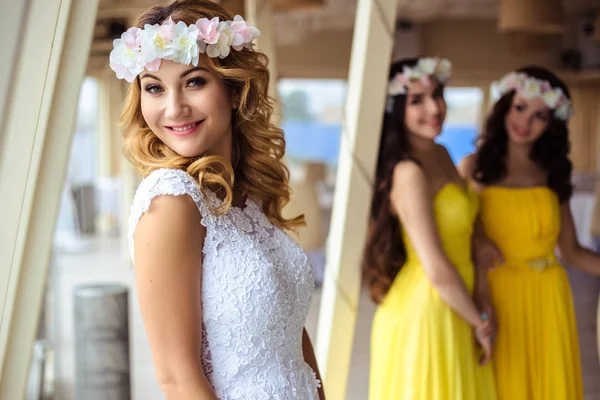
[
  {"x1": 480, "y1": 186, "x2": 583, "y2": 400},
  {"x1": 370, "y1": 183, "x2": 497, "y2": 400}
]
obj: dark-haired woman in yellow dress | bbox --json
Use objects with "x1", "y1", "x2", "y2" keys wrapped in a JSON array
[
  {"x1": 363, "y1": 57, "x2": 496, "y2": 400},
  {"x1": 461, "y1": 66, "x2": 600, "y2": 400}
]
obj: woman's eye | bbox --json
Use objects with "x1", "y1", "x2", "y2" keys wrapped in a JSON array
[
  {"x1": 145, "y1": 85, "x2": 163, "y2": 94},
  {"x1": 410, "y1": 96, "x2": 423, "y2": 105},
  {"x1": 515, "y1": 104, "x2": 526, "y2": 112},
  {"x1": 186, "y1": 77, "x2": 207, "y2": 87}
]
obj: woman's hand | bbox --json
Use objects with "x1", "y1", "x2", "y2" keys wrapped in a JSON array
[
  {"x1": 474, "y1": 318, "x2": 493, "y2": 365},
  {"x1": 473, "y1": 234, "x2": 503, "y2": 272},
  {"x1": 475, "y1": 292, "x2": 497, "y2": 343}
]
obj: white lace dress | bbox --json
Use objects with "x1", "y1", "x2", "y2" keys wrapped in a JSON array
[{"x1": 128, "y1": 168, "x2": 321, "y2": 399}]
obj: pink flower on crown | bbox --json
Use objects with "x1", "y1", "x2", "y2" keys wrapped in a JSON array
[
  {"x1": 110, "y1": 27, "x2": 144, "y2": 82},
  {"x1": 206, "y1": 22, "x2": 234, "y2": 59},
  {"x1": 541, "y1": 80, "x2": 552, "y2": 93},
  {"x1": 388, "y1": 72, "x2": 411, "y2": 95},
  {"x1": 230, "y1": 15, "x2": 261, "y2": 51},
  {"x1": 196, "y1": 17, "x2": 221, "y2": 53}
]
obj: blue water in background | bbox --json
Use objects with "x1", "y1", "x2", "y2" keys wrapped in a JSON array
[{"x1": 282, "y1": 121, "x2": 478, "y2": 166}]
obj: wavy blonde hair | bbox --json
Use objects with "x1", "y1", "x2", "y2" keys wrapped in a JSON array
[{"x1": 120, "y1": 0, "x2": 303, "y2": 230}]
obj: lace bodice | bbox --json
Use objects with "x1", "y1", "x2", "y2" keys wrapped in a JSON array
[{"x1": 129, "y1": 168, "x2": 320, "y2": 399}]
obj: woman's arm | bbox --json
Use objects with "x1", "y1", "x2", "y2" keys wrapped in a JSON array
[
  {"x1": 391, "y1": 161, "x2": 487, "y2": 329},
  {"x1": 471, "y1": 219, "x2": 503, "y2": 292},
  {"x1": 134, "y1": 194, "x2": 217, "y2": 400},
  {"x1": 557, "y1": 203, "x2": 600, "y2": 275},
  {"x1": 457, "y1": 154, "x2": 503, "y2": 295},
  {"x1": 302, "y1": 328, "x2": 325, "y2": 399}
]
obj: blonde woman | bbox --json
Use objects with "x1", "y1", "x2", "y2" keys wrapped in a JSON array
[{"x1": 112, "y1": 1, "x2": 324, "y2": 398}]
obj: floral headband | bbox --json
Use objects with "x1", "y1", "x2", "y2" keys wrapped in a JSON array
[
  {"x1": 387, "y1": 57, "x2": 452, "y2": 96},
  {"x1": 110, "y1": 15, "x2": 260, "y2": 82},
  {"x1": 493, "y1": 72, "x2": 573, "y2": 121}
]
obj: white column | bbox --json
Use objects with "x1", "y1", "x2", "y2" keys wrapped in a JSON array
[
  {"x1": 314, "y1": 0, "x2": 396, "y2": 398},
  {"x1": 0, "y1": 0, "x2": 99, "y2": 397},
  {"x1": 0, "y1": 1, "x2": 28, "y2": 126}
]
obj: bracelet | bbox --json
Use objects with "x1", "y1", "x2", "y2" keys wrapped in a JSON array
[{"x1": 476, "y1": 313, "x2": 491, "y2": 339}]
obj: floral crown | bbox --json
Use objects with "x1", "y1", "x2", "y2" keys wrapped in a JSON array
[
  {"x1": 110, "y1": 15, "x2": 260, "y2": 82},
  {"x1": 387, "y1": 57, "x2": 452, "y2": 96},
  {"x1": 493, "y1": 72, "x2": 573, "y2": 121}
]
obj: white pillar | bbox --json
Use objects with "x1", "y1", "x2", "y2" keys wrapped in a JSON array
[
  {"x1": 315, "y1": 0, "x2": 396, "y2": 398},
  {"x1": 0, "y1": 0, "x2": 99, "y2": 397}
]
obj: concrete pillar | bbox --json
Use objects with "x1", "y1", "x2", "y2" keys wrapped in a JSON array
[
  {"x1": 314, "y1": 0, "x2": 396, "y2": 398},
  {"x1": 74, "y1": 284, "x2": 130, "y2": 400}
]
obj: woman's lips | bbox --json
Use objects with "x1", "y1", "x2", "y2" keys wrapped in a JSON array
[{"x1": 165, "y1": 120, "x2": 203, "y2": 136}]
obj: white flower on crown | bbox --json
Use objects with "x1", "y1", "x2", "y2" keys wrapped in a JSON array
[
  {"x1": 230, "y1": 15, "x2": 261, "y2": 51},
  {"x1": 110, "y1": 27, "x2": 144, "y2": 82},
  {"x1": 387, "y1": 57, "x2": 452, "y2": 96},
  {"x1": 435, "y1": 59, "x2": 452, "y2": 83},
  {"x1": 542, "y1": 87, "x2": 562, "y2": 109},
  {"x1": 168, "y1": 21, "x2": 200, "y2": 66},
  {"x1": 493, "y1": 71, "x2": 574, "y2": 121},
  {"x1": 110, "y1": 15, "x2": 260, "y2": 82},
  {"x1": 495, "y1": 72, "x2": 523, "y2": 93},
  {"x1": 522, "y1": 78, "x2": 543, "y2": 99},
  {"x1": 416, "y1": 58, "x2": 437, "y2": 75},
  {"x1": 140, "y1": 18, "x2": 176, "y2": 67},
  {"x1": 555, "y1": 100, "x2": 573, "y2": 120}
]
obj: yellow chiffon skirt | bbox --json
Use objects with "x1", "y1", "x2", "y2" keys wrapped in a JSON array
[
  {"x1": 369, "y1": 262, "x2": 497, "y2": 400},
  {"x1": 489, "y1": 262, "x2": 583, "y2": 400}
]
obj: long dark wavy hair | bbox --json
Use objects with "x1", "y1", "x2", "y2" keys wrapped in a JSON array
[
  {"x1": 362, "y1": 58, "x2": 431, "y2": 304},
  {"x1": 473, "y1": 66, "x2": 573, "y2": 203}
]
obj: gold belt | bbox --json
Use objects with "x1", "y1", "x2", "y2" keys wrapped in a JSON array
[
  {"x1": 505, "y1": 256, "x2": 556, "y2": 271},
  {"x1": 527, "y1": 256, "x2": 556, "y2": 271}
]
